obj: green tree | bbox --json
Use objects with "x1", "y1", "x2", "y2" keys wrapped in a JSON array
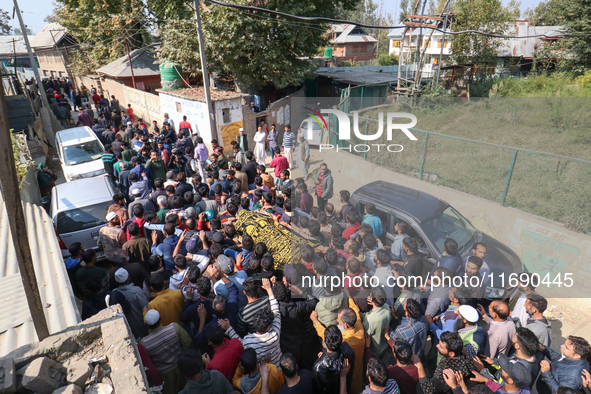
[
  {"x1": 522, "y1": 0, "x2": 564, "y2": 26},
  {"x1": 0, "y1": 8, "x2": 11, "y2": 35},
  {"x1": 51, "y1": 0, "x2": 151, "y2": 78},
  {"x1": 559, "y1": 0, "x2": 591, "y2": 70},
  {"x1": 377, "y1": 53, "x2": 399, "y2": 65},
  {"x1": 451, "y1": 0, "x2": 520, "y2": 67},
  {"x1": 13, "y1": 27, "x2": 33, "y2": 35},
  {"x1": 156, "y1": 0, "x2": 356, "y2": 91}
]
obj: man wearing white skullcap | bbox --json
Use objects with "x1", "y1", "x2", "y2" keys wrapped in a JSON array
[
  {"x1": 113, "y1": 267, "x2": 149, "y2": 338},
  {"x1": 97, "y1": 211, "x2": 124, "y2": 261},
  {"x1": 140, "y1": 308, "x2": 192, "y2": 394}
]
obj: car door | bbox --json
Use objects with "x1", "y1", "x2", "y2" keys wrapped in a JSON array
[{"x1": 391, "y1": 210, "x2": 439, "y2": 275}]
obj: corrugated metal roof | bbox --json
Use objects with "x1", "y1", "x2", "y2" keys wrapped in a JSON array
[
  {"x1": 6, "y1": 97, "x2": 35, "y2": 132},
  {"x1": 0, "y1": 36, "x2": 33, "y2": 57},
  {"x1": 30, "y1": 23, "x2": 67, "y2": 50},
  {"x1": 96, "y1": 48, "x2": 160, "y2": 78},
  {"x1": 315, "y1": 69, "x2": 399, "y2": 85},
  {"x1": 0, "y1": 196, "x2": 80, "y2": 357}
]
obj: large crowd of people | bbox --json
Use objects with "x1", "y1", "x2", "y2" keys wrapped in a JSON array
[{"x1": 59, "y1": 103, "x2": 591, "y2": 394}]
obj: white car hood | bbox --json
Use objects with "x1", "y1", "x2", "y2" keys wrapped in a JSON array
[{"x1": 63, "y1": 159, "x2": 105, "y2": 180}]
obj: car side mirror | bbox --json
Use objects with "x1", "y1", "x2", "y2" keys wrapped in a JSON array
[{"x1": 418, "y1": 247, "x2": 431, "y2": 258}]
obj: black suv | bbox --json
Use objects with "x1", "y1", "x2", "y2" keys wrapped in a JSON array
[{"x1": 350, "y1": 181, "x2": 524, "y2": 300}]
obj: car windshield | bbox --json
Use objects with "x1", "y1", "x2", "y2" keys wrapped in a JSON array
[
  {"x1": 420, "y1": 207, "x2": 477, "y2": 255},
  {"x1": 62, "y1": 140, "x2": 104, "y2": 166},
  {"x1": 56, "y1": 202, "x2": 111, "y2": 234}
]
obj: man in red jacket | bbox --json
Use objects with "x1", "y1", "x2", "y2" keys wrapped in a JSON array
[{"x1": 203, "y1": 324, "x2": 243, "y2": 382}]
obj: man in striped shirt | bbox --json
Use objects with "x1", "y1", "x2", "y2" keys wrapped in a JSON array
[
  {"x1": 234, "y1": 277, "x2": 270, "y2": 336},
  {"x1": 101, "y1": 144, "x2": 118, "y2": 181},
  {"x1": 219, "y1": 278, "x2": 283, "y2": 366},
  {"x1": 282, "y1": 125, "x2": 295, "y2": 169}
]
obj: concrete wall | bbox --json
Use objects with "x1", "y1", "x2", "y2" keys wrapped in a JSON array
[
  {"x1": 122, "y1": 84, "x2": 161, "y2": 123},
  {"x1": 215, "y1": 98, "x2": 244, "y2": 149},
  {"x1": 320, "y1": 148, "x2": 591, "y2": 303},
  {"x1": 242, "y1": 89, "x2": 304, "y2": 144},
  {"x1": 20, "y1": 164, "x2": 41, "y2": 206},
  {"x1": 159, "y1": 92, "x2": 211, "y2": 141},
  {"x1": 75, "y1": 77, "x2": 162, "y2": 125}
]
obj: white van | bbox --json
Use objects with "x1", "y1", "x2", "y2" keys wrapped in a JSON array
[
  {"x1": 51, "y1": 175, "x2": 119, "y2": 260},
  {"x1": 56, "y1": 126, "x2": 106, "y2": 181},
  {"x1": 297, "y1": 117, "x2": 326, "y2": 146}
]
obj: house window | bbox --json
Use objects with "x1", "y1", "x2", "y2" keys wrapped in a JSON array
[
  {"x1": 433, "y1": 57, "x2": 440, "y2": 65},
  {"x1": 176, "y1": 102, "x2": 182, "y2": 113},
  {"x1": 437, "y1": 40, "x2": 442, "y2": 48},
  {"x1": 392, "y1": 40, "x2": 401, "y2": 48},
  {"x1": 352, "y1": 44, "x2": 366, "y2": 53},
  {"x1": 222, "y1": 108, "x2": 231, "y2": 124}
]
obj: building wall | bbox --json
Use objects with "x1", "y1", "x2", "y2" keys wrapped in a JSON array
[
  {"x1": 242, "y1": 89, "x2": 304, "y2": 147},
  {"x1": 35, "y1": 48, "x2": 68, "y2": 78},
  {"x1": 118, "y1": 75, "x2": 161, "y2": 93},
  {"x1": 333, "y1": 43, "x2": 375, "y2": 58},
  {"x1": 215, "y1": 98, "x2": 244, "y2": 149},
  {"x1": 159, "y1": 92, "x2": 212, "y2": 142},
  {"x1": 389, "y1": 37, "x2": 452, "y2": 57},
  {"x1": 122, "y1": 84, "x2": 162, "y2": 124},
  {"x1": 75, "y1": 76, "x2": 162, "y2": 125}
]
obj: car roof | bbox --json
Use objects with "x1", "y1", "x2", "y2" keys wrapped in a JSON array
[
  {"x1": 54, "y1": 176, "x2": 115, "y2": 212},
  {"x1": 351, "y1": 181, "x2": 449, "y2": 223},
  {"x1": 56, "y1": 126, "x2": 97, "y2": 146}
]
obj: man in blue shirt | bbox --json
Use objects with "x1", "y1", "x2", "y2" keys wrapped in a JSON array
[
  {"x1": 150, "y1": 223, "x2": 182, "y2": 270},
  {"x1": 208, "y1": 170, "x2": 230, "y2": 197},
  {"x1": 362, "y1": 202, "x2": 383, "y2": 238},
  {"x1": 390, "y1": 220, "x2": 411, "y2": 265},
  {"x1": 91, "y1": 119, "x2": 106, "y2": 141},
  {"x1": 430, "y1": 238, "x2": 464, "y2": 277}
]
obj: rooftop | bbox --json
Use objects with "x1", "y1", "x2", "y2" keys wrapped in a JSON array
[
  {"x1": 157, "y1": 87, "x2": 248, "y2": 102},
  {"x1": 0, "y1": 194, "x2": 80, "y2": 356},
  {"x1": 29, "y1": 23, "x2": 68, "y2": 50},
  {"x1": 315, "y1": 68, "x2": 399, "y2": 85},
  {"x1": 331, "y1": 24, "x2": 378, "y2": 44},
  {"x1": 96, "y1": 47, "x2": 160, "y2": 78},
  {"x1": 0, "y1": 36, "x2": 33, "y2": 56}
]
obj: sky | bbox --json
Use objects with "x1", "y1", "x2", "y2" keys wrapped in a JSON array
[{"x1": 9, "y1": 0, "x2": 541, "y2": 35}]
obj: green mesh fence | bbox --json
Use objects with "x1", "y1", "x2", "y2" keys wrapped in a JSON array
[{"x1": 329, "y1": 113, "x2": 591, "y2": 234}]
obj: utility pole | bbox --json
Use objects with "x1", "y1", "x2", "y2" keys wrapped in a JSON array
[
  {"x1": 50, "y1": 29, "x2": 72, "y2": 84},
  {"x1": 0, "y1": 69, "x2": 50, "y2": 342},
  {"x1": 12, "y1": 38, "x2": 18, "y2": 76},
  {"x1": 193, "y1": 0, "x2": 217, "y2": 141},
  {"x1": 435, "y1": 1, "x2": 451, "y2": 90},
  {"x1": 13, "y1": 0, "x2": 50, "y2": 111},
  {"x1": 124, "y1": 38, "x2": 137, "y2": 89}
]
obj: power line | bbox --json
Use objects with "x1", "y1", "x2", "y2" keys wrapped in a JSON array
[{"x1": 205, "y1": 0, "x2": 591, "y2": 39}]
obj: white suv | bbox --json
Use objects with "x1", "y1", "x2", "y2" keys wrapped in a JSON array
[
  {"x1": 56, "y1": 126, "x2": 106, "y2": 181},
  {"x1": 51, "y1": 175, "x2": 119, "y2": 260}
]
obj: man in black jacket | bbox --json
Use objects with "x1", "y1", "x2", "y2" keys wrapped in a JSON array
[
  {"x1": 242, "y1": 151, "x2": 258, "y2": 190},
  {"x1": 272, "y1": 281, "x2": 320, "y2": 371},
  {"x1": 312, "y1": 325, "x2": 356, "y2": 394}
]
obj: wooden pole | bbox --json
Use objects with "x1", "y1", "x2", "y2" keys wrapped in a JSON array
[
  {"x1": 0, "y1": 68, "x2": 50, "y2": 341},
  {"x1": 193, "y1": 0, "x2": 217, "y2": 140},
  {"x1": 124, "y1": 39, "x2": 137, "y2": 89},
  {"x1": 13, "y1": 0, "x2": 51, "y2": 111},
  {"x1": 12, "y1": 38, "x2": 18, "y2": 77}
]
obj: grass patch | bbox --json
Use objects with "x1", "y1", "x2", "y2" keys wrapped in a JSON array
[{"x1": 342, "y1": 95, "x2": 591, "y2": 233}]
